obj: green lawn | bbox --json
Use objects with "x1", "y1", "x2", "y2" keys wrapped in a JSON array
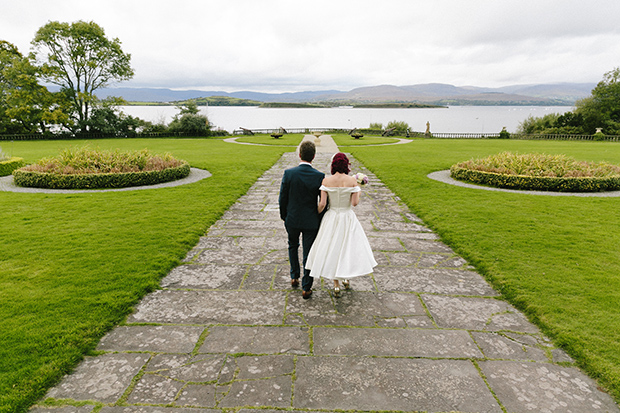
[
  {"x1": 2, "y1": 137, "x2": 620, "y2": 411},
  {"x1": 0, "y1": 138, "x2": 288, "y2": 413},
  {"x1": 234, "y1": 133, "x2": 302, "y2": 145},
  {"x1": 351, "y1": 138, "x2": 620, "y2": 402},
  {"x1": 331, "y1": 133, "x2": 400, "y2": 146}
]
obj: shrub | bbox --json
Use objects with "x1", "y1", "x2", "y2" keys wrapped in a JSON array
[
  {"x1": 594, "y1": 131, "x2": 606, "y2": 141},
  {"x1": 14, "y1": 146, "x2": 190, "y2": 189},
  {"x1": 168, "y1": 113, "x2": 211, "y2": 136},
  {"x1": 0, "y1": 157, "x2": 25, "y2": 177},
  {"x1": 450, "y1": 152, "x2": 620, "y2": 192},
  {"x1": 386, "y1": 120, "x2": 410, "y2": 133},
  {"x1": 21, "y1": 146, "x2": 184, "y2": 174},
  {"x1": 14, "y1": 163, "x2": 190, "y2": 189},
  {"x1": 499, "y1": 127, "x2": 510, "y2": 139}
]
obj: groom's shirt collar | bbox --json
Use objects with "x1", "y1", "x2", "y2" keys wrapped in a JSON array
[{"x1": 299, "y1": 161, "x2": 312, "y2": 166}]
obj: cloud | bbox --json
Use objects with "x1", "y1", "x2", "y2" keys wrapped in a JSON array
[{"x1": 2, "y1": 0, "x2": 619, "y2": 92}]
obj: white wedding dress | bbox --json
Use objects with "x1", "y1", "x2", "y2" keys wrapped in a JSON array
[{"x1": 305, "y1": 185, "x2": 377, "y2": 279}]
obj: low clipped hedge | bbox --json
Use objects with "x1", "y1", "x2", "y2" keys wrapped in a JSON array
[
  {"x1": 450, "y1": 165, "x2": 620, "y2": 192},
  {"x1": 14, "y1": 162, "x2": 190, "y2": 190},
  {"x1": 0, "y1": 157, "x2": 25, "y2": 177}
]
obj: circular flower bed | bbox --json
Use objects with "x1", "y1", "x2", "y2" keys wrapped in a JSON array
[
  {"x1": 14, "y1": 146, "x2": 190, "y2": 190},
  {"x1": 450, "y1": 152, "x2": 620, "y2": 192},
  {"x1": 0, "y1": 157, "x2": 25, "y2": 177}
]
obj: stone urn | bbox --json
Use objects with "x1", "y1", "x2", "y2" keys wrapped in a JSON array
[
  {"x1": 313, "y1": 131, "x2": 322, "y2": 146},
  {"x1": 351, "y1": 132, "x2": 363, "y2": 139}
]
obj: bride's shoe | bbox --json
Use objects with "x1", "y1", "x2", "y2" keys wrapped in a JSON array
[
  {"x1": 342, "y1": 280, "x2": 350, "y2": 290},
  {"x1": 333, "y1": 286, "x2": 341, "y2": 297}
]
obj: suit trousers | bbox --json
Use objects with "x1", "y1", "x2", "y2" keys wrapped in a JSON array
[{"x1": 285, "y1": 225, "x2": 318, "y2": 292}]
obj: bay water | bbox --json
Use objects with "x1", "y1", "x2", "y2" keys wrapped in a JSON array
[{"x1": 120, "y1": 105, "x2": 573, "y2": 134}]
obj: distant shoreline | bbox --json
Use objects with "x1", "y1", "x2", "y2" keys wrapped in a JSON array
[{"x1": 124, "y1": 101, "x2": 573, "y2": 108}]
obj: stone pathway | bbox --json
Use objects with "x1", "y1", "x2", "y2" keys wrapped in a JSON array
[{"x1": 31, "y1": 143, "x2": 619, "y2": 412}]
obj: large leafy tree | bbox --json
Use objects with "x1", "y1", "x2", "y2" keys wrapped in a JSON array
[
  {"x1": 0, "y1": 40, "x2": 69, "y2": 133},
  {"x1": 30, "y1": 21, "x2": 134, "y2": 132},
  {"x1": 517, "y1": 68, "x2": 620, "y2": 135},
  {"x1": 575, "y1": 67, "x2": 620, "y2": 135}
]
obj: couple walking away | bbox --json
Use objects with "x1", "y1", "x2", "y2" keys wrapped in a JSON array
[{"x1": 279, "y1": 140, "x2": 377, "y2": 299}]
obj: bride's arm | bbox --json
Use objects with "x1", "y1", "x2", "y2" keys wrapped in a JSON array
[
  {"x1": 350, "y1": 176, "x2": 360, "y2": 207},
  {"x1": 318, "y1": 190, "x2": 328, "y2": 213}
]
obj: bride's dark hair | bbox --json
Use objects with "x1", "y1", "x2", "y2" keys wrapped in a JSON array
[{"x1": 331, "y1": 152, "x2": 350, "y2": 175}]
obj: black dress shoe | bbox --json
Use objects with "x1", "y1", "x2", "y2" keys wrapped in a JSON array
[
  {"x1": 302, "y1": 290, "x2": 313, "y2": 299},
  {"x1": 291, "y1": 278, "x2": 299, "y2": 288}
]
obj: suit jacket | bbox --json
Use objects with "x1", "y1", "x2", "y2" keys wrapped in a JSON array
[{"x1": 279, "y1": 163, "x2": 325, "y2": 230}]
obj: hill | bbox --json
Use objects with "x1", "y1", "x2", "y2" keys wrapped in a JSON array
[{"x1": 94, "y1": 82, "x2": 595, "y2": 106}]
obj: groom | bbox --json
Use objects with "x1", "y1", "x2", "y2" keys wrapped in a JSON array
[{"x1": 279, "y1": 140, "x2": 325, "y2": 299}]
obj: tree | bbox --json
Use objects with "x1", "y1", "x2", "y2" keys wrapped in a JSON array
[
  {"x1": 0, "y1": 40, "x2": 70, "y2": 133},
  {"x1": 575, "y1": 68, "x2": 620, "y2": 134},
  {"x1": 87, "y1": 97, "x2": 142, "y2": 136},
  {"x1": 30, "y1": 21, "x2": 134, "y2": 132},
  {"x1": 516, "y1": 113, "x2": 562, "y2": 134},
  {"x1": 176, "y1": 100, "x2": 199, "y2": 115},
  {"x1": 515, "y1": 68, "x2": 620, "y2": 136},
  {"x1": 168, "y1": 101, "x2": 211, "y2": 135}
]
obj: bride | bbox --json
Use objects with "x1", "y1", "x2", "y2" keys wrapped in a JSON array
[{"x1": 305, "y1": 153, "x2": 377, "y2": 297}]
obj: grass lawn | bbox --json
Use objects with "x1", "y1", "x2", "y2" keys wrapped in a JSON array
[
  {"x1": 331, "y1": 133, "x2": 400, "y2": 146},
  {"x1": 234, "y1": 133, "x2": 303, "y2": 145},
  {"x1": 350, "y1": 138, "x2": 620, "y2": 402},
  {"x1": 0, "y1": 138, "x2": 288, "y2": 413}
]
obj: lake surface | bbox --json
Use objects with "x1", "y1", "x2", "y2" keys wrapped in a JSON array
[{"x1": 120, "y1": 105, "x2": 573, "y2": 134}]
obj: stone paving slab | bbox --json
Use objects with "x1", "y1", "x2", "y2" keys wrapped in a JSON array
[
  {"x1": 127, "y1": 290, "x2": 286, "y2": 324},
  {"x1": 471, "y1": 331, "x2": 550, "y2": 362},
  {"x1": 97, "y1": 325, "x2": 204, "y2": 353},
  {"x1": 294, "y1": 357, "x2": 502, "y2": 412},
  {"x1": 145, "y1": 353, "x2": 226, "y2": 382},
  {"x1": 422, "y1": 294, "x2": 540, "y2": 333},
  {"x1": 480, "y1": 360, "x2": 620, "y2": 412},
  {"x1": 32, "y1": 151, "x2": 619, "y2": 412},
  {"x1": 31, "y1": 408, "x2": 94, "y2": 413},
  {"x1": 374, "y1": 266, "x2": 499, "y2": 296},
  {"x1": 100, "y1": 408, "x2": 214, "y2": 413},
  {"x1": 160, "y1": 263, "x2": 247, "y2": 289},
  {"x1": 199, "y1": 326, "x2": 309, "y2": 354},
  {"x1": 45, "y1": 353, "x2": 150, "y2": 403},
  {"x1": 313, "y1": 327, "x2": 483, "y2": 358},
  {"x1": 286, "y1": 291, "x2": 428, "y2": 327}
]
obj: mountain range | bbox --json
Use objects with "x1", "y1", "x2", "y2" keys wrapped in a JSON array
[{"x1": 95, "y1": 82, "x2": 596, "y2": 105}]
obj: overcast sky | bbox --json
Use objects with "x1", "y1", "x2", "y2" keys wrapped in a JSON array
[{"x1": 2, "y1": 0, "x2": 619, "y2": 93}]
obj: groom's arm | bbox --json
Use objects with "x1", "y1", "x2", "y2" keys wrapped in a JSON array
[{"x1": 278, "y1": 171, "x2": 290, "y2": 221}]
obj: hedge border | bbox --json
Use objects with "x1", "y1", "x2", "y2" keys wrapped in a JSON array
[
  {"x1": 450, "y1": 166, "x2": 620, "y2": 193},
  {"x1": 13, "y1": 162, "x2": 191, "y2": 190},
  {"x1": 0, "y1": 157, "x2": 25, "y2": 177}
]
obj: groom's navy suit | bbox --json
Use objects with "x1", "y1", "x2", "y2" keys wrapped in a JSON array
[{"x1": 279, "y1": 162, "x2": 325, "y2": 292}]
